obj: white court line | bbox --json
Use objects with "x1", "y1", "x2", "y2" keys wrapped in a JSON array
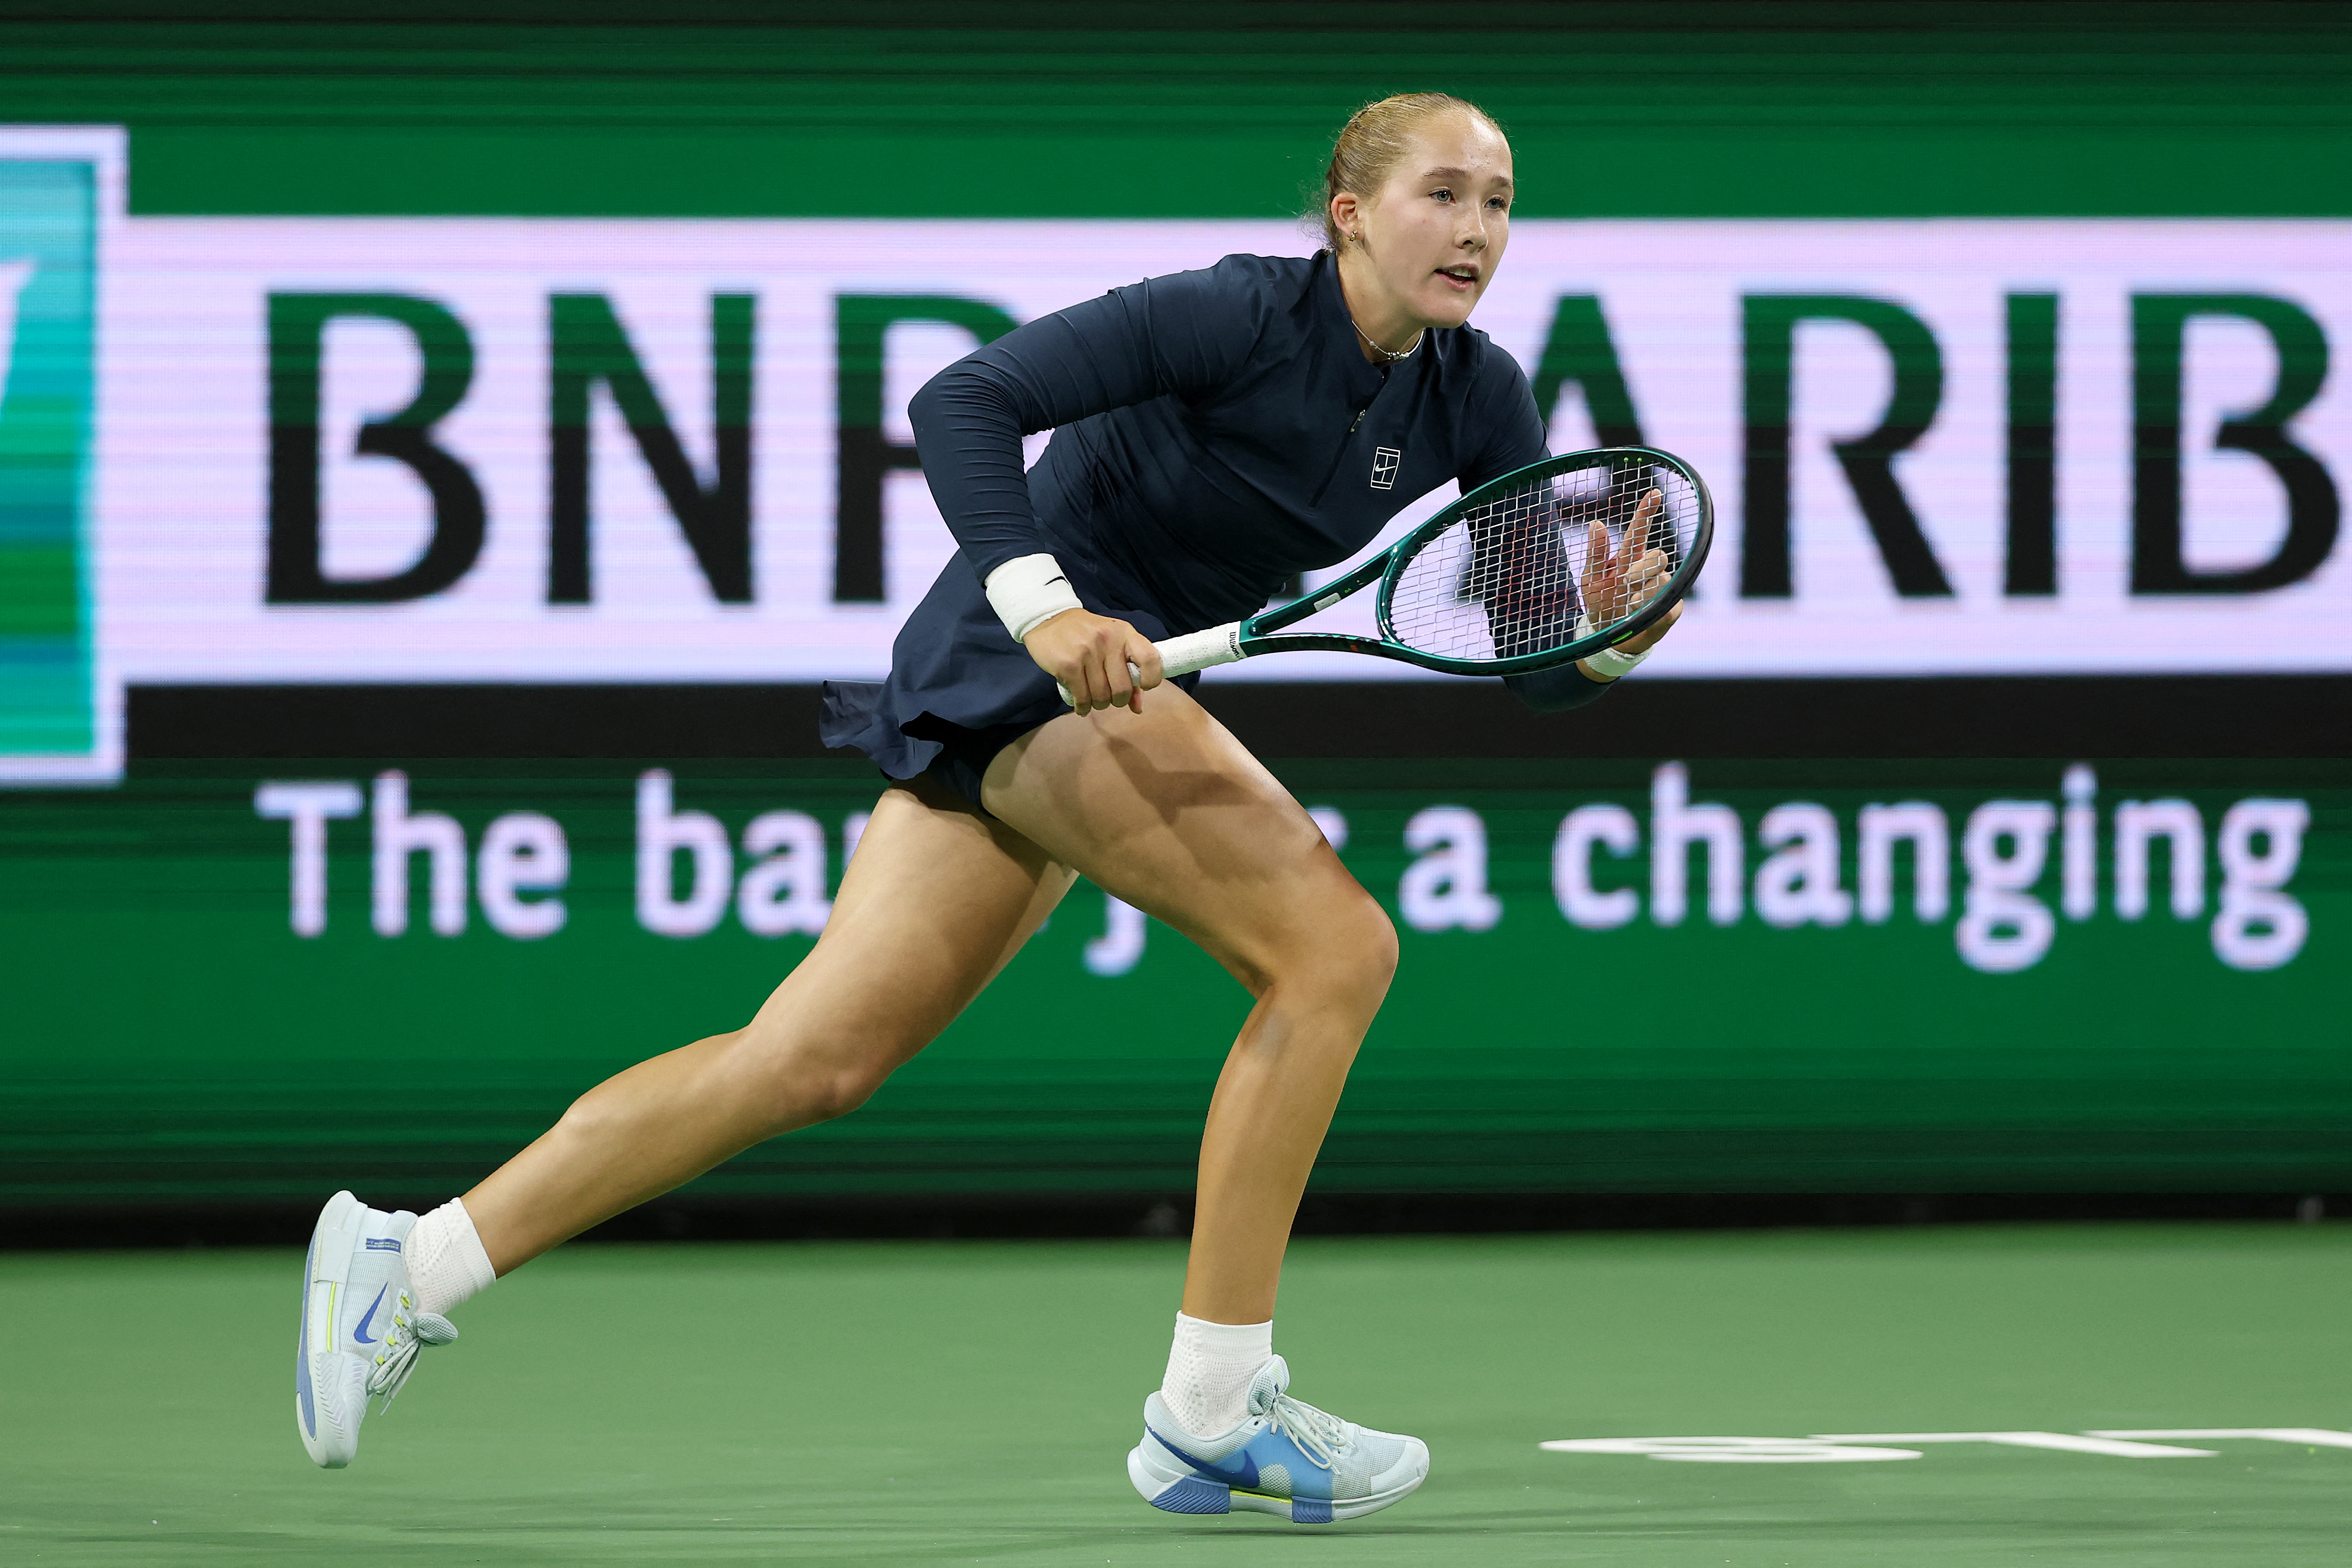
[
  {"x1": 2089, "y1": 1428, "x2": 2352, "y2": 1449},
  {"x1": 1814, "y1": 1432, "x2": 2216, "y2": 1457}
]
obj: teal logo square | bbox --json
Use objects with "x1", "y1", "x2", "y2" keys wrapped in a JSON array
[{"x1": 0, "y1": 147, "x2": 105, "y2": 780}]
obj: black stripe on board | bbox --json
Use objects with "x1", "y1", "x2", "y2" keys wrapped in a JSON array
[{"x1": 127, "y1": 675, "x2": 2352, "y2": 761}]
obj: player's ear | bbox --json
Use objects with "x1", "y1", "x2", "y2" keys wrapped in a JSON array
[{"x1": 1327, "y1": 191, "x2": 1360, "y2": 245}]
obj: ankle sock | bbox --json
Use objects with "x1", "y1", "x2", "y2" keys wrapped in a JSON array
[
  {"x1": 1160, "y1": 1312, "x2": 1273, "y2": 1436},
  {"x1": 406, "y1": 1198, "x2": 498, "y2": 1317}
]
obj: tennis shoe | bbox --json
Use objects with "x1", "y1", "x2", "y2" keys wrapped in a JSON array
[
  {"x1": 1127, "y1": 1355, "x2": 1428, "y2": 1524},
  {"x1": 295, "y1": 1190, "x2": 457, "y2": 1468}
]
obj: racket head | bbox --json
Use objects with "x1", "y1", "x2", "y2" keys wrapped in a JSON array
[{"x1": 1374, "y1": 446, "x2": 1711, "y2": 675}]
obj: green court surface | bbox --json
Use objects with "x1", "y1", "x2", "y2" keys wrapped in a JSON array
[{"x1": 4, "y1": 1223, "x2": 2347, "y2": 1566}]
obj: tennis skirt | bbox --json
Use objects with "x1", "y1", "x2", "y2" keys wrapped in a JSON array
[{"x1": 819, "y1": 552, "x2": 1198, "y2": 812}]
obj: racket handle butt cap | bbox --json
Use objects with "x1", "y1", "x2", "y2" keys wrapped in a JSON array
[{"x1": 1055, "y1": 621, "x2": 1245, "y2": 706}]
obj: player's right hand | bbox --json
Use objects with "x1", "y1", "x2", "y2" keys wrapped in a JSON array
[{"x1": 1026, "y1": 608, "x2": 1165, "y2": 714}]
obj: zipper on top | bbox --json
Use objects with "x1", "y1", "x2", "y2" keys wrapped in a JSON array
[{"x1": 1310, "y1": 392, "x2": 1380, "y2": 507}]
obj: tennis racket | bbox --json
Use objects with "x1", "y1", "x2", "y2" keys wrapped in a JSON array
[{"x1": 1056, "y1": 445, "x2": 1710, "y2": 703}]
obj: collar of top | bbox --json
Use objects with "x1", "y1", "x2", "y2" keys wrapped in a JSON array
[{"x1": 1316, "y1": 249, "x2": 1433, "y2": 379}]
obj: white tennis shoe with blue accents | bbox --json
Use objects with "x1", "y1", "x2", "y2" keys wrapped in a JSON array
[
  {"x1": 1128, "y1": 1355, "x2": 1430, "y2": 1524},
  {"x1": 295, "y1": 1190, "x2": 457, "y2": 1468}
]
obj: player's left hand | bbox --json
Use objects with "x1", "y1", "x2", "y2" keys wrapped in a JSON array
[
  {"x1": 1577, "y1": 488, "x2": 1682, "y2": 674},
  {"x1": 1610, "y1": 599, "x2": 1683, "y2": 656}
]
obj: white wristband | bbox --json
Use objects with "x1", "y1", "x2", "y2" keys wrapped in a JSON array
[
  {"x1": 1574, "y1": 612, "x2": 1648, "y2": 680},
  {"x1": 983, "y1": 553, "x2": 1085, "y2": 643},
  {"x1": 1582, "y1": 642, "x2": 1648, "y2": 680}
]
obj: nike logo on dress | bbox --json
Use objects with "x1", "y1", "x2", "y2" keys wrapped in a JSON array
[
  {"x1": 1044, "y1": 576, "x2": 1067, "y2": 587},
  {"x1": 1147, "y1": 1426, "x2": 1259, "y2": 1488},
  {"x1": 352, "y1": 1285, "x2": 387, "y2": 1345}
]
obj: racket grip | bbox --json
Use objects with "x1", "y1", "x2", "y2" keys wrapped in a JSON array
[
  {"x1": 1055, "y1": 621, "x2": 1246, "y2": 706},
  {"x1": 1158, "y1": 622, "x2": 1247, "y2": 678}
]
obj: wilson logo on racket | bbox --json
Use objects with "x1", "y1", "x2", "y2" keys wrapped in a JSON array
[{"x1": 1369, "y1": 447, "x2": 1402, "y2": 490}]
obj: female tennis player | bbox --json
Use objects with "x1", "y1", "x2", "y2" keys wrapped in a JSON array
[{"x1": 295, "y1": 92, "x2": 1682, "y2": 1523}]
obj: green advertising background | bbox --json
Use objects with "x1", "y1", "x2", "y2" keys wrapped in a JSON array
[
  {"x1": 5, "y1": 2, "x2": 2352, "y2": 223},
  {"x1": 4, "y1": 5, "x2": 2350, "y2": 1204},
  {"x1": 4, "y1": 753, "x2": 2344, "y2": 1203}
]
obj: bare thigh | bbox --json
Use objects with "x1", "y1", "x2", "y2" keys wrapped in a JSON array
[{"x1": 982, "y1": 685, "x2": 1382, "y2": 994}]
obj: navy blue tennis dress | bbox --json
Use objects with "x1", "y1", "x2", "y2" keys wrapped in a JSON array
[{"x1": 819, "y1": 250, "x2": 1611, "y2": 807}]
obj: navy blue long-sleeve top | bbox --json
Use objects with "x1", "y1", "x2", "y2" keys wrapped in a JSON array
[
  {"x1": 910, "y1": 249, "x2": 1554, "y2": 635},
  {"x1": 821, "y1": 251, "x2": 1607, "y2": 787}
]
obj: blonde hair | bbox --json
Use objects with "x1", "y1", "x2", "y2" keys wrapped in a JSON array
[{"x1": 1316, "y1": 92, "x2": 1505, "y2": 251}]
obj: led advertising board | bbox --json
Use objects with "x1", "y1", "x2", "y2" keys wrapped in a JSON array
[
  {"x1": 1, "y1": 128, "x2": 2344, "y2": 1203},
  {"x1": 7, "y1": 754, "x2": 2343, "y2": 1202},
  {"x1": 7, "y1": 128, "x2": 2352, "y2": 779}
]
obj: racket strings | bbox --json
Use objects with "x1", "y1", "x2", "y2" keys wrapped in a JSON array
[{"x1": 1384, "y1": 459, "x2": 1696, "y2": 664}]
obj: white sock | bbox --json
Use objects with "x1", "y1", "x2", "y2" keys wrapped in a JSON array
[
  {"x1": 406, "y1": 1198, "x2": 498, "y2": 1317},
  {"x1": 1160, "y1": 1312, "x2": 1273, "y2": 1436}
]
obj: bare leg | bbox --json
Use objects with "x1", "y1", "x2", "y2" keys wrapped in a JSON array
[
  {"x1": 984, "y1": 687, "x2": 1397, "y2": 1325},
  {"x1": 461, "y1": 775, "x2": 1073, "y2": 1272}
]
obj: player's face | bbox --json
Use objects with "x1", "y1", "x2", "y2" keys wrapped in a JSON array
[{"x1": 1359, "y1": 114, "x2": 1513, "y2": 330}]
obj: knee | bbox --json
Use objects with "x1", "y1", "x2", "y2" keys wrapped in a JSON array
[
  {"x1": 1345, "y1": 896, "x2": 1401, "y2": 997},
  {"x1": 549, "y1": 1072, "x2": 640, "y2": 1146},
  {"x1": 1289, "y1": 887, "x2": 1399, "y2": 1014},
  {"x1": 792, "y1": 1061, "x2": 888, "y2": 1126},
  {"x1": 729, "y1": 1024, "x2": 896, "y2": 1132}
]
